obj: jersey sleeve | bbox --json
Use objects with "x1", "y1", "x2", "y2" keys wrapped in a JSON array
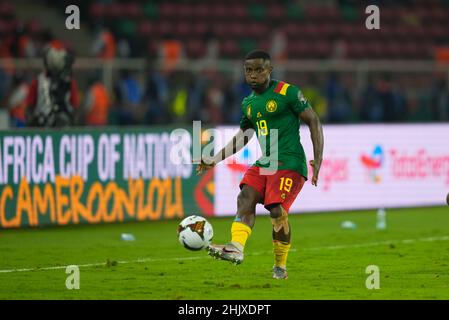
[
  {"x1": 239, "y1": 113, "x2": 253, "y2": 130},
  {"x1": 287, "y1": 85, "x2": 311, "y2": 115},
  {"x1": 239, "y1": 101, "x2": 253, "y2": 130}
]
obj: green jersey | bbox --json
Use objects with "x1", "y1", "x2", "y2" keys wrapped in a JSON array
[{"x1": 240, "y1": 79, "x2": 311, "y2": 179}]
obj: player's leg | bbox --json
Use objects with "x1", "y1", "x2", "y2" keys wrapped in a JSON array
[
  {"x1": 208, "y1": 166, "x2": 264, "y2": 264},
  {"x1": 265, "y1": 171, "x2": 306, "y2": 279},
  {"x1": 207, "y1": 185, "x2": 261, "y2": 263},
  {"x1": 230, "y1": 184, "x2": 261, "y2": 250},
  {"x1": 267, "y1": 204, "x2": 291, "y2": 279}
]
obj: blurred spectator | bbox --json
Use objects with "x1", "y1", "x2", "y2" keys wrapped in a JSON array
[
  {"x1": 171, "y1": 85, "x2": 189, "y2": 123},
  {"x1": 158, "y1": 34, "x2": 185, "y2": 72},
  {"x1": 116, "y1": 36, "x2": 131, "y2": 58},
  {"x1": 331, "y1": 37, "x2": 348, "y2": 61},
  {"x1": 185, "y1": 73, "x2": 207, "y2": 123},
  {"x1": 220, "y1": 77, "x2": 237, "y2": 124},
  {"x1": 203, "y1": 82, "x2": 225, "y2": 125},
  {"x1": 6, "y1": 72, "x2": 29, "y2": 127},
  {"x1": 113, "y1": 70, "x2": 144, "y2": 125},
  {"x1": 25, "y1": 46, "x2": 79, "y2": 127},
  {"x1": 302, "y1": 75, "x2": 328, "y2": 122},
  {"x1": 434, "y1": 40, "x2": 449, "y2": 65},
  {"x1": 0, "y1": 65, "x2": 12, "y2": 103},
  {"x1": 227, "y1": 77, "x2": 251, "y2": 124},
  {"x1": 430, "y1": 78, "x2": 449, "y2": 121},
  {"x1": 83, "y1": 74, "x2": 110, "y2": 126},
  {"x1": 13, "y1": 24, "x2": 36, "y2": 58},
  {"x1": 359, "y1": 76, "x2": 383, "y2": 122},
  {"x1": 92, "y1": 26, "x2": 116, "y2": 60},
  {"x1": 377, "y1": 75, "x2": 407, "y2": 123},
  {"x1": 0, "y1": 29, "x2": 18, "y2": 78},
  {"x1": 203, "y1": 31, "x2": 219, "y2": 67},
  {"x1": 406, "y1": 76, "x2": 433, "y2": 123},
  {"x1": 144, "y1": 68, "x2": 170, "y2": 124},
  {"x1": 231, "y1": 77, "x2": 252, "y2": 123},
  {"x1": 326, "y1": 73, "x2": 352, "y2": 123}
]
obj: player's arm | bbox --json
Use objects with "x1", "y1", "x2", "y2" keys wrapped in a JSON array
[
  {"x1": 299, "y1": 107, "x2": 324, "y2": 186},
  {"x1": 196, "y1": 126, "x2": 255, "y2": 175},
  {"x1": 213, "y1": 126, "x2": 255, "y2": 165}
]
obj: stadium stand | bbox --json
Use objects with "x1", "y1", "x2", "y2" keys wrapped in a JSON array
[
  {"x1": 0, "y1": 0, "x2": 448, "y2": 127},
  {"x1": 85, "y1": 0, "x2": 449, "y2": 60}
]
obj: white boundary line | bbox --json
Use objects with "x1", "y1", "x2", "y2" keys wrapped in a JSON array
[{"x1": 1, "y1": 235, "x2": 449, "y2": 274}]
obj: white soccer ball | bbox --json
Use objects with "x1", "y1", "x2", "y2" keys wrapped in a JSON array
[{"x1": 177, "y1": 215, "x2": 213, "y2": 251}]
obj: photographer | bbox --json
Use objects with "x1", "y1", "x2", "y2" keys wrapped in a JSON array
[{"x1": 25, "y1": 44, "x2": 79, "y2": 127}]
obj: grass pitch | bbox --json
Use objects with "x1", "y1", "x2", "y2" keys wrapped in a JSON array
[{"x1": 1, "y1": 206, "x2": 449, "y2": 300}]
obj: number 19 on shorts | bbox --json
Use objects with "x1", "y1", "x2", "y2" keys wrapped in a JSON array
[{"x1": 279, "y1": 177, "x2": 293, "y2": 192}]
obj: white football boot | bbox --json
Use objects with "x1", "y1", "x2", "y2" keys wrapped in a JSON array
[{"x1": 207, "y1": 242, "x2": 244, "y2": 265}]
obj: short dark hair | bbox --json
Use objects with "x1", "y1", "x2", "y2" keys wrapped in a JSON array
[{"x1": 245, "y1": 50, "x2": 271, "y2": 61}]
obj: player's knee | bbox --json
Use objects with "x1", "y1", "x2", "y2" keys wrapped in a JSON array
[
  {"x1": 269, "y1": 205, "x2": 283, "y2": 219},
  {"x1": 237, "y1": 188, "x2": 257, "y2": 213}
]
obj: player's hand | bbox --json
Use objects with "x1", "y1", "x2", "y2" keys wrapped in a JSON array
[
  {"x1": 309, "y1": 160, "x2": 321, "y2": 187},
  {"x1": 195, "y1": 158, "x2": 216, "y2": 175}
]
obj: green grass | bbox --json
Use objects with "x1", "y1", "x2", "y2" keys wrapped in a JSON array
[{"x1": 1, "y1": 206, "x2": 449, "y2": 299}]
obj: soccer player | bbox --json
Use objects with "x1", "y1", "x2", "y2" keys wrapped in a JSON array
[{"x1": 196, "y1": 50, "x2": 324, "y2": 279}]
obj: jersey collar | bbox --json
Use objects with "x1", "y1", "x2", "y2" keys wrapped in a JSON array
[{"x1": 252, "y1": 79, "x2": 276, "y2": 96}]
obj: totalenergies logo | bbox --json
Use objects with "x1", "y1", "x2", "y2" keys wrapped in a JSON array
[{"x1": 360, "y1": 145, "x2": 384, "y2": 183}]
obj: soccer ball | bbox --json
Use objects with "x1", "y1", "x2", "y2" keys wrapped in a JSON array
[{"x1": 177, "y1": 215, "x2": 213, "y2": 251}]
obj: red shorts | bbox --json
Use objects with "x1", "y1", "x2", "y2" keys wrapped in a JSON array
[{"x1": 239, "y1": 166, "x2": 306, "y2": 212}]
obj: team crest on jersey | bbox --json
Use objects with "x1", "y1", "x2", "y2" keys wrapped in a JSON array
[
  {"x1": 247, "y1": 105, "x2": 251, "y2": 118},
  {"x1": 257, "y1": 112, "x2": 262, "y2": 118},
  {"x1": 266, "y1": 100, "x2": 277, "y2": 112}
]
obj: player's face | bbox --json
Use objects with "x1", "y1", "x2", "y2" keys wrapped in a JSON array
[{"x1": 244, "y1": 59, "x2": 272, "y2": 90}]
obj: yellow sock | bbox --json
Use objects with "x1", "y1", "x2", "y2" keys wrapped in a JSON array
[
  {"x1": 273, "y1": 240, "x2": 291, "y2": 268},
  {"x1": 231, "y1": 222, "x2": 252, "y2": 251}
]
